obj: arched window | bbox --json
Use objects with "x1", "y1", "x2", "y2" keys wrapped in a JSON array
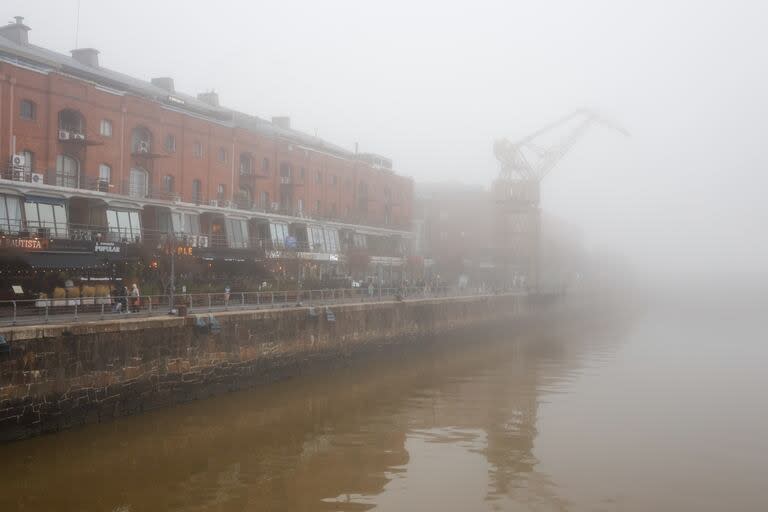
[
  {"x1": 239, "y1": 153, "x2": 253, "y2": 175},
  {"x1": 58, "y1": 109, "x2": 84, "y2": 134},
  {"x1": 131, "y1": 126, "x2": 152, "y2": 153},
  {"x1": 129, "y1": 167, "x2": 149, "y2": 198},
  {"x1": 56, "y1": 155, "x2": 80, "y2": 188}
]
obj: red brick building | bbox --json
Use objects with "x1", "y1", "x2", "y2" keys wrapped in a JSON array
[{"x1": 0, "y1": 17, "x2": 412, "y2": 293}]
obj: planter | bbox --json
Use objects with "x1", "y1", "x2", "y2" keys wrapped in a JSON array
[
  {"x1": 81, "y1": 298, "x2": 95, "y2": 306},
  {"x1": 35, "y1": 299, "x2": 51, "y2": 308},
  {"x1": 53, "y1": 300, "x2": 66, "y2": 307},
  {"x1": 96, "y1": 297, "x2": 111, "y2": 305},
  {"x1": 66, "y1": 299, "x2": 81, "y2": 306}
]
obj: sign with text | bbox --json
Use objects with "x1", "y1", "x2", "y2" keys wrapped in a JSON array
[{"x1": 0, "y1": 237, "x2": 47, "y2": 250}]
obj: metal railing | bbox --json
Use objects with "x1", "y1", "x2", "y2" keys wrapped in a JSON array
[{"x1": 0, "y1": 286, "x2": 510, "y2": 327}]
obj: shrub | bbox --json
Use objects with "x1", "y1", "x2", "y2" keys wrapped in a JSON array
[{"x1": 53, "y1": 287, "x2": 66, "y2": 299}]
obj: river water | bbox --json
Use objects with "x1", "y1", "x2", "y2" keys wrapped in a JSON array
[{"x1": 0, "y1": 297, "x2": 766, "y2": 511}]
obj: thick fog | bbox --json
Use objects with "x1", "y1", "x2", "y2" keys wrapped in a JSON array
[{"x1": 7, "y1": 0, "x2": 766, "y2": 285}]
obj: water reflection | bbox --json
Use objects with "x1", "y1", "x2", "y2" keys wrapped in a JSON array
[{"x1": 0, "y1": 318, "x2": 618, "y2": 511}]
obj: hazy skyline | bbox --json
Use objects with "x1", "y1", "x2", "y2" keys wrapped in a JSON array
[{"x1": 4, "y1": 0, "x2": 766, "y2": 281}]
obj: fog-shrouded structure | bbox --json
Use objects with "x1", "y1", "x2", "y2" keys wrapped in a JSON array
[{"x1": 0, "y1": 17, "x2": 414, "y2": 296}]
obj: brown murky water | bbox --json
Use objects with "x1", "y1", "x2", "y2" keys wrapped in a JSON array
[{"x1": 0, "y1": 300, "x2": 766, "y2": 511}]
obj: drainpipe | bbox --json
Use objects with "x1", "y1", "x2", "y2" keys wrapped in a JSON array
[
  {"x1": 8, "y1": 77, "x2": 15, "y2": 156},
  {"x1": 0, "y1": 75, "x2": 4, "y2": 162},
  {"x1": 119, "y1": 106, "x2": 126, "y2": 192},
  {"x1": 230, "y1": 139, "x2": 235, "y2": 204}
]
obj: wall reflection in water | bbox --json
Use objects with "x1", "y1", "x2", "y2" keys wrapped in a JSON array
[{"x1": 0, "y1": 318, "x2": 616, "y2": 512}]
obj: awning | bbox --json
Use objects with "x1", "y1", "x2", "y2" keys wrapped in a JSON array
[{"x1": 25, "y1": 195, "x2": 66, "y2": 205}]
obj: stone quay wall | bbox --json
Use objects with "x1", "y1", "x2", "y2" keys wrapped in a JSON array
[{"x1": 0, "y1": 293, "x2": 532, "y2": 442}]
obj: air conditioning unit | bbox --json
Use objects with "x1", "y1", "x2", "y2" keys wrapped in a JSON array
[
  {"x1": 209, "y1": 199, "x2": 219, "y2": 207},
  {"x1": 58, "y1": 130, "x2": 71, "y2": 141},
  {"x1": 137, "y1": 141, "x2": 150, "y2": 153},
  {"x1": 270, "y1": 202, "x2": 279, "y2": 211},
  {"x1": 72, "y1": 133, "x2": 85, "y2": 140},
  {"x1": 31, "y1": 173, "x2": 44, "y2": 184},
  {"x1": 11, "y1": 154, "x2": 25, "y2": 167}
]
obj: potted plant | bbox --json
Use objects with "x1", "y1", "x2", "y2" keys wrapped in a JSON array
[
  {"x1": 53, "y1": 287, "x2": 66, "y2": 307},
  {"x1": 66, "y1": 286, "x2": 80, "y2": 306},
  {"x1": 35, "y1": 292, "x2": 50, "y2": 308},
  {"x1": 95, "y1": 285, "x2": 111, "y2": 305},
  {"x1": 81, "y1": 285, "x2": 95, "y2": 305}
]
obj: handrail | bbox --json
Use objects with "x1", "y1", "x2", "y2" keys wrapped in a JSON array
[{"x1": 0, "y1": 286, "x2": 516, "y2": 326}]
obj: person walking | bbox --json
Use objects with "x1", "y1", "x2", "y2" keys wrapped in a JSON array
[{"x1": 130, "y1": 283, "x2": 141, "y2": 313}]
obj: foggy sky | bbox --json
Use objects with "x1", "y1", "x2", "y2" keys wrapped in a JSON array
[{"x1": 4, "y1": 1, "x2": 767, "y2": 282}]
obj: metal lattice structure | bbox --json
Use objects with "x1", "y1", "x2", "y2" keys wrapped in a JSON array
[{"x1": 493, "y1": 109, "x2": 628, "y2": 290}]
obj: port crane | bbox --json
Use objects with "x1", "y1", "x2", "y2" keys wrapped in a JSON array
[{"x1": 493, "y1": 108, "x2": 628, "y2": 291}]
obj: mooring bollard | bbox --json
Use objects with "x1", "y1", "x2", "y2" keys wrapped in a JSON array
[
  {"x1": 12, "y1": 301, "x2": 17, "y2": 325},
  {"x1": 241, "y1": 292, "x2": 245, "y2": 309},
  {"x1": 148, "y1": 296, "x2": 152, "y2": 314},
  {"x1": 208, "y1": 294, "x2": 212, "y2": 312},
  {"x1": 100, "y1": 303, "x2": 105, "y2": 320},
  {"x1": 74, "y1": 303, "x2": 78, "y2": 321},
  {"x1": 44, "y1": 305, "x2": 49, "y2": 323}
]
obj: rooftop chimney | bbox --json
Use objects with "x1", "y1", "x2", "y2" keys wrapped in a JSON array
[
  {"x1": 70, "y1": 48, "x2": 100, "y2": 67},
  {"x1": 151, "y1": 77, "x2": 175, "y2": 92},
  {"x1": 272, "y1": 116, "x2": 291, "y2": 130},
  {"x1": 0, "y1": 16, "x2": 31, "y2": 45},
  {"x1": 197, "y1": 91, "x2": 219, "y2": 107}
]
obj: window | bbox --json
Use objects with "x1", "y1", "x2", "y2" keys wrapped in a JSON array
[
  {"x1": 297, "y1": 198, "x2": 304, "y2": 213},
  {"x1": 20, "y1": 150, "x2": 33, "y2": 173},
  {"x1": 325, "y1": 228, "x2": 340, "y2": 253},
  {"x1": 300, "y1": 167, "x2": 306, "y2": 179},
  {"x1": 56, "y1": 155, "x2": 80, "y2": 188},
  {"x1": 237, "y1": 186, "x2": 252, "y2": 208},
  {"x1": 24, "y1": 199, "x2": 68, "y2": 238},
  {"x1": 106, "y1": 208, "x2": 141, "y2": 242},
  {"x1": 262, "y1": 157, "x2": 270, "y2": 175},
  {"x1": 279, "y1": 162, "x2": 292, "y2": 178},
  {"x1": 353, "y1": 233, "x2": 367, "y2": 249},
  {"x1": 269, "y1": 222, "x2": 289, "y2": 248},
  {"x1": 98, "y1": 164, "x2": 111, "y2": 192},
  {"x1": 192, "y1": 180, "x2": 203, "y2": 204},
  {"x1": 132, "y1": 126, "x2": 152, "y2": 153},
  {"x1": 218, "y1": 147, "x2": 228, "y2": 163},
  {"x1": 239, "y1": 154, "x2": 253, "y2": 175},
  {"x1": 225, "y1": 218, "x2": 249, "y2": 249},
  {"x1": 193, "y1": 141, "x2": 203, "y2": 159},
  {"x1": 163, "y1": 175, "x2": 175, "y2": 194},
  {"x1": 316, "y1": 200, "x2": 321, "y2": 214},
  {"x1": 162, "y1": 212, "x2": 200, "y2": 236},
  {"x1": 59, "y1": 109, "x2": 84, "y2": 134},
  {"x1": 0, "y1": 194, "x2": 23, "y2": 233},
  {"x1": 330, "y1": 203, "x2": 337, "y2": 217},
  {"x1": 315, "y1": 171, "x2": 323, "y2": 185},
  {"x1": 217, "y1": 184, "x2": 226, "y2": 202},
  {"x1": 164, "y1": 134, "x2": 176, "y2": 153},
  {"x1": 308, "y1": 225, "x2": 327, "y2": 252},
  {"x1": 259, "y1": 191, "x2": 270, "y2": 209},
  {"x1": 19, "y1": 100, "x2": 36, "y2": 120},
  {"x1": 331, "y1": 175, "x2": 338, "y2": 186},
  {"x1": 99, "y1": 119, "x2": 113, "y2": 137},
  {"x1": 128, "y1": 167, "x2": 149, "y2": 198}
]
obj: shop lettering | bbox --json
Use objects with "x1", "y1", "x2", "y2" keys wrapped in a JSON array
[
  {"x1": 94, "y1": 242, "x2": 121, "y2": 253},
  {"x1": 1, "y1": 238, "x2": 44, "y2": 250}
]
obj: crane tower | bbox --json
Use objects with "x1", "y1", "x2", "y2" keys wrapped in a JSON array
[{"x1": 493, "y1": 109, "x2": 628, "y2": 291}]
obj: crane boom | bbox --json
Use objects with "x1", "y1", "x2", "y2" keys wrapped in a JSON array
[{"x1": 494, "y1": 109, "x2": 628, "y2": 183}]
